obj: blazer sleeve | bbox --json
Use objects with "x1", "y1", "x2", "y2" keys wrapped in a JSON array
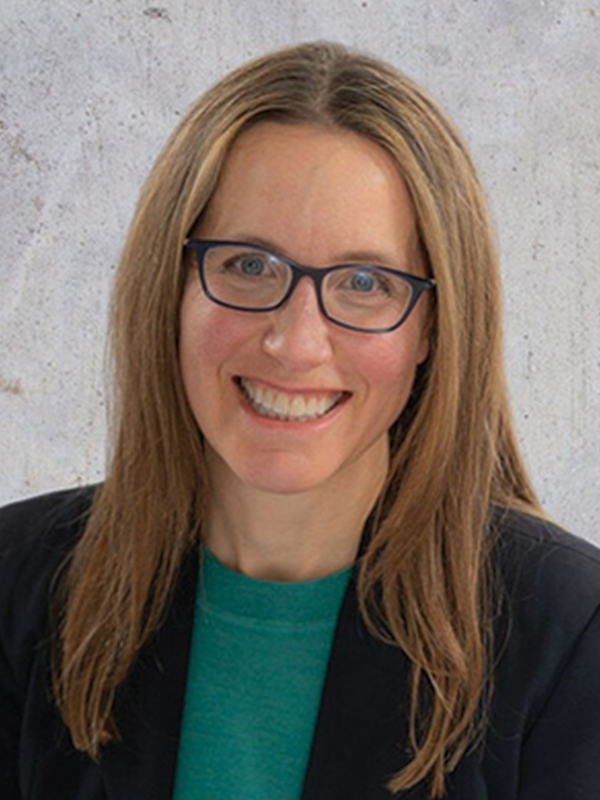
[
  {"x1": 0, "y1": 487, "x2": 95, "y2": 800},
  {"x1": 0, "y1": 497, "x2": 50, "y2": 800},
  {"x1": 518, "y1": 603, "x2": 600, "y2": 798},
  {"x1": 0, "y1": 625, "x2": 22, "y2": 799}
]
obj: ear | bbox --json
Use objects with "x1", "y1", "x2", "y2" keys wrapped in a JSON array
[
  {"x1": 416, "y1": 329, "x2": 430, "y2": 365},
  {"x1": 415, "y1": 299, "x2": 434, "y2": 365}
]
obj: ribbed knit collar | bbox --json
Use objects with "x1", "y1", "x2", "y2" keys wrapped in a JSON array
[{"x1": 199, "y1": 547, "x2": 354, "y2": 624}]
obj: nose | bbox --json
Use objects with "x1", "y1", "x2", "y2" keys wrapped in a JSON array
[{"x1": 261, "y1": 277, "x2": 333, "y2": 370}]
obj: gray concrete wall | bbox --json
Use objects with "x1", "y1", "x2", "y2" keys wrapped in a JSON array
[{"x1": 1, "y1": 0, "x2": 599, "y2": 542}]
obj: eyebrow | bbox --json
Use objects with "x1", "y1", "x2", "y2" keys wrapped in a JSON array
[{"x1": 214, "y1": 233, "x2": 411, "y2": 270}]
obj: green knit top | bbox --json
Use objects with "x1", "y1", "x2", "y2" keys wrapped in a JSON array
[{"x1": 172, "y1": 547, "x2": 353, "y2": 800}]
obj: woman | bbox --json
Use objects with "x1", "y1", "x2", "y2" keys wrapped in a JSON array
[{"x1": 1, "y1": 42, "x2": 599, "y2": 800}]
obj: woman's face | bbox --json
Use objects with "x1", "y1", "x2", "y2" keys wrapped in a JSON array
[{"x1": 179, "y1": 123, "x2": 430, "y2": 497}]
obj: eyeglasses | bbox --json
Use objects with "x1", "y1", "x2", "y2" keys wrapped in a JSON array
[{"x1": 184, "y1": 239, "x2": 435, "y2": 333}]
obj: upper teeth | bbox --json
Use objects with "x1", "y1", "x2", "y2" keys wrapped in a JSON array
[{"x1": 240, "y1": 378, "x2": 343, "y2": 421}]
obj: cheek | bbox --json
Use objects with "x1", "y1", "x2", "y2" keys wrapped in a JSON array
[
  {"x1": 351, "y1": 332, "x2": 424, "y2": 390},
  {"x1": 179, "y1": 286, "x2": 251, "y2": 375},
  {"x1": 347, "y1": 325, "x2": 427, "y2": 434}
]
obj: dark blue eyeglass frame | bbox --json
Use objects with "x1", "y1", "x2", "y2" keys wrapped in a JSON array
[{"x1": 184, "y1": 238, "x2": 436, "y2": 333}]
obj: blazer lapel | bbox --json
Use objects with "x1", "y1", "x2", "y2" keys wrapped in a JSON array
[
  {"x1": 100, "y1": 551, "x2": 198, "y2": 800},
  {"x1": 300, "y1": 570, "x2": 428, "y2": 800}
]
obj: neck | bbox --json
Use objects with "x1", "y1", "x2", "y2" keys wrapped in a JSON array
[{"x1": 202, "y1": 444, "x2": 388, "y2": 582}]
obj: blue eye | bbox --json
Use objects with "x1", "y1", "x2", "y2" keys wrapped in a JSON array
[
  {"x1": 349, "y1": 271, "x2": 376, "y2": 292},
  {"x1": 238, "y1": 255, "x2": 266, "y2": 276}
]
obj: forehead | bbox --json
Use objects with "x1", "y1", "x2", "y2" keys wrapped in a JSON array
[{"x1": 197, "y1": 122, "x2": 419, "y2": 267}]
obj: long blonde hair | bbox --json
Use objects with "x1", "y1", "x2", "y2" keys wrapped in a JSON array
[{"x1": 53, "y1": 42, "x2": 540, "y2": 797}]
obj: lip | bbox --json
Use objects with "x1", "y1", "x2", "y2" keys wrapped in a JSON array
[
  {"x1": 236, "y1": 376, "x2": 346, "y2": 398},
  {"x1": 234, "y1": 376, "x2": 351, "y2": 426}
]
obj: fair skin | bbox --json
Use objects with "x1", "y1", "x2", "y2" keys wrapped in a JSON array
[{"x1": 179, "y1": 123, "x2": 430, "y2": 581}]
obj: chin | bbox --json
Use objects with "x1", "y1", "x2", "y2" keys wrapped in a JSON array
[
  {"x1": 233, "y1": 454, "x2": 339, "y2": 496},
  {"x1": 241, "y1": 469, "x2": 329, "y2": 496}
]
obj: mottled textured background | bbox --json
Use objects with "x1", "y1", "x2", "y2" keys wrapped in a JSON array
[{"x1": 1, "y1": 0, "x2": 599, "y2": 542}]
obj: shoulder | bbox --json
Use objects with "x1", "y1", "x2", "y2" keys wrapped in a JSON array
[
  {"x1": 0, "y1": 485, "x2": 97, "y2": 550},
  {"x1": 0, "y1": 486, "x2": 97, "y2": 666},
  {"x1": 488, "y1": 508, "x2": 600, "y2": 725},
  {"x1": 0, "y1": 485, "x2": 97, "y2": 583},
  {"x1": 481, "y1": 509, "x2": 600, "y2": 788},
  {"x1": 490, "y1": 507, "x2": 600, "y2": 616}
]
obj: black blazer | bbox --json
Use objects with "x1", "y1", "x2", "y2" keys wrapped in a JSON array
[{"x1": 2, "y1": 487, "x2": 600, "y2": 799}]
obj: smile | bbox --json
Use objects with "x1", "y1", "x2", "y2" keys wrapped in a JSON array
[{"x1": 237, "y1": 378, "x2": 346, "y2": 422}]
